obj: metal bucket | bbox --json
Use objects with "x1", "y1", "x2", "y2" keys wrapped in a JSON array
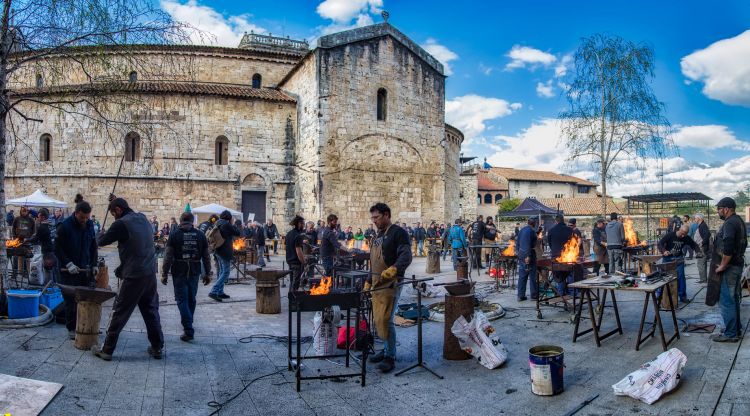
[{"x1": 528, "y1": 345, "x2": 564, "y2": 396}]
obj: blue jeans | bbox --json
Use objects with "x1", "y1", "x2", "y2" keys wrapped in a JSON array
[
  {"x1": 719, "y1": 265, "x2": 743, "y2": 338},
  {"x1": 210, "y1": 255, "x2": 231, "y2": 296},
  {"x1": 663, "y1": 256, "x2": 687, "y2": 299},
  {"x1": 517, "y1": 260, "x2": 538, "y2": 299},
  {"x1": 173, "y1": 269, "x2": 200, "y2": 336},
  {"x1": 256, "y1": 246, "x2": 266, "y2": 267},
  {"x1": 451, "y1": 247, "x2": 464, "y2": 271},
  {"x1": 417, "y1": 240, "x2": 425, "y2": 256},
  {"x1": 322, "y1": 257, "x2": 334, "y2": 277},
  {"x1": 383, "y1": 284, "x2": 403, "y2": 359}
]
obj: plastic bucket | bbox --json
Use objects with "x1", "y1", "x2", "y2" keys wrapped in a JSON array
[
  {"x1": 7, "y1": 289, "x2": 41, "y2": 319},
  {"x1": 41, "y1": 287, "x2": 63, "y2": 311},
  {"x1": 529, "y1": 345, "x2": 564, "y2": 396}
]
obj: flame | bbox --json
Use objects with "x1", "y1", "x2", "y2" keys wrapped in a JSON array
[
  {"x1": 501, "y1": 240, "x2": 515, "y2": 256},
  {"x1": 361, "y1": 239, "x2": 370, "y2": 252},
  {"x1": 347, "y1": 239, "x2": 354, "y2": 250},
  {"x1": 310, "y1": 276, "x2": 332, "y2": 295},
  {"x1": 556, "y1": 235, "x2": 580, "y2": 263},
  {"x1": 233, "y1": 238, "x2": 246, "y2": 251},
  {"x1": 624, "y1": 217, "x2": 638, "y2": 246},
  {"x1": 5, "y1": 238, "x2": 22, "y2": 248}
]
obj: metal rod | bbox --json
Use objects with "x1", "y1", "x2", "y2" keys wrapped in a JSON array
[{"x1": 101, "y1": 151, "x2": 127, "y2": 230}]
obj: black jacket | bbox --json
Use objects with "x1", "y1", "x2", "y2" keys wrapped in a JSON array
[
  {"x1": 29, "y1": 221, "x2": 54, "y2": 255},
  {"x1": 98, "y1": 210, "x2": 156, "y2": 279},
  {"x1": 547, "y1": 222, "x2": 573, "y2": 258},
  {"x1": 56, "y1": 216, "x2": 98, "y2": 271},
  {"x1": 715, "y1": 213, "x2": 747, "y2": 266},
  {"x1": 214, "y1": 219, "x2": 241, "y2": 259},
  {"x1": 592, "y1": 226, "x2": 607, "y2": 248},
  {"x1": 470, "y1": 221, "x2": 486, "y2": 242},
  {"x1": 162, "y1": 222, "x2": 211, "y2": 278},
  {"x1": 414, "y1": 227, "x2": 427, "y2": 241},
  {"x1": 376, "y1": 224, "x2": 413, "y2": 277},
  {"x1": 264, "y1": 223, "x2": 279, "y2": 239},
  {"x1": 658, "y1": 232, "x2": 698, "y2": 257}
]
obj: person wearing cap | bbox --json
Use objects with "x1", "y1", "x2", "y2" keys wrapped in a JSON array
[
  {"x1": 693, "y1": 213, "x2": 710, "y2": 283},
  {"x1": 711, "y1": 197, "x2": 746, "y2": 342},
  {"x1": 207, "y1": 210, "x2": 241, "y2": 302},
  {"x1": 516, "y1": 216, "x2": 538, "y2": 301},
  {"x1": 93, "y1": 195, "x2": 164, "y2": 360},
  {"x1": 605, "y1": 212, "x2": 625, "y2": 272},
  {"x1": 286, "y1": 215, "x2": 307, "y2": 290},
  {"x1": 591, "y1": 219, "x2": 609, "y2": 275},
  {"x1": 658, "y1": 224, "x2": 698, "y2": 303}
]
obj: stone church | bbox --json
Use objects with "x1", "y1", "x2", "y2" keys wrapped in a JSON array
[{"x1": 7, "y1": 22, "x2": 463, "y2": 228}]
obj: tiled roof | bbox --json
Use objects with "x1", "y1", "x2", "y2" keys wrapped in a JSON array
[
  {"x1": 477, "y1": 170, "x2": 507, "y2": 191},
  {"x1": 490, "y1": 167, "x2": 597, "y2": 186},
  {"x1": 11, "y1": 81, "x2": 297, "y2": 103},
  {"x1": 538, "y1": 197, "x2": 622, "y2": 216}
]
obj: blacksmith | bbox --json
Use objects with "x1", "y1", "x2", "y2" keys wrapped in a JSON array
[
  {"x1": 285, "y1": 215, "x2": 307, "y2": 290},
  {"x1": 591, "y1": 219, "x2": 609, "y2": 275},
  {"x1": 367, "y1": 203, "x2": 412, "y2": 373},
  {"x1": 161, "y1": 212, "x2": 212, "y2": 342},
  {"x1": 320, "y1": 214, "x2": 347, "y2": 277},
  {"x1": 55, "y1": 201, "x2": 98, "y2": 340},
  {"x1": 516, "y1": 216, "x2": 538, "y2": 301},
  {"x1": 658, "y1": 224, "x2": 698, "y2": 303},
  {"x1": 469, "y1": 215, "x2": 486, "y2": 269},
  {"x1": 605, "y1": 213, "x2": 625, "y2": 272},
  {"x1": 548, "y1": 214, "x2": 573, "y2": 294},
  {"x1": 92, "y1": 196, "x2": 164, "y2": 361},
  {"x1": 693, "y1": 213, "x2": 710, "y2": 283},
  {"x1": 711, "y1": 197, "x2": 746, "y2": 342}
]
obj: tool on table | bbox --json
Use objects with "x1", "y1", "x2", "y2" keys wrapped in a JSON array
[{"x1": 563, "y1": 393, "x2": 599, "y2": 416}]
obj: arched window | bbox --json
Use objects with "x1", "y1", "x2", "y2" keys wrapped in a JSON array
[
  {"x1": 39, "y1": 134, "x2": 51, "y2": 162},
  {"x1": 252, "y1": 73, "x2": 262, "y2": 88},
  {"x1": 377, "y1": 88, "x2": 387, "y2": 121},
  {"x1": 124, "y1": 132, "x2": 140, "y2": 162},
  {"x1": 484, "y1": 194, "x2": 492, "y2": 204},
  {"x1": 495, "y1": 194, "x2": 503, "y2": 203},
  {"x1": 129, "y1": 71, "x2": 137, "y2": 83},
  {"x1": 35, "y1": 74, "x2": 43, "y2": 88},
  {"x1": 215, "y1": 136, "x2": 229, "y2": 165}
]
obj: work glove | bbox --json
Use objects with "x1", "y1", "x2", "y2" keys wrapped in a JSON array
[
  {"x1": 202, "y1": 273, "x2": 212, "y2": 286},
  {"x1": 363, "y1": 281, "x2": 372, "y2": 291},
  {"x1": 161, "y1": 275, "x2": 168, "y2": 285},
  {"x1": 66, "y1": 262, "x2": 80, "y2": 274},
  {"x1": 380, "y1": 266, "x2": 397, "y2": 282}
]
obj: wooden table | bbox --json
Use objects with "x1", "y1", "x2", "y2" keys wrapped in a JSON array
[{"x1": 569, "y1": 275, "x2": 680, "y2": 351}]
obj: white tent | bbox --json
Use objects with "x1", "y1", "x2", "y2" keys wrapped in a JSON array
[
  {"x1": 190, "y1": 203, "x2": 243, "y2": 221},
  {"x1": 7, "y1": 189, "x2": 68, "y2": 208}
]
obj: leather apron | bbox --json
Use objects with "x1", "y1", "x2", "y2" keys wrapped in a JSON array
[{"x1": 370, "y1": 225, "x2": 395, "y2": 340}]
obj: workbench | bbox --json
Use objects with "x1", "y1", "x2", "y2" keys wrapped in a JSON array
[{"x1": 569, "y1": 275, "x2": 680, "y2": 351}]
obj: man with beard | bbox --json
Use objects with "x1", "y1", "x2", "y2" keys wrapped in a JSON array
[
  {"x1": 658, "y1": 224, "x2": 698, "y2": 303},
  {"x1": 285, "y1": 215, "x2": 307, "y2": 290}
]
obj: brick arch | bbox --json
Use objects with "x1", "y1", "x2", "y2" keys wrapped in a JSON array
[{"x1": 338, "y1": 133, "x2": 425, "y2": 172}]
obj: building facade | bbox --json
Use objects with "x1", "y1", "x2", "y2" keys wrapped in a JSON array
[{"x1": 6, "y1": 23, "x2": 462, "y2": 228}]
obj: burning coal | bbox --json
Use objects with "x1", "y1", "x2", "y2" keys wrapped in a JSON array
[
  {"x1": 233, "y1": 238, "x2": 246, "y2": 251},
  {"x1": 501, "y1": 240, "x2": 515, "y2": 256},
  {"x1": 5, "y1": 238, "x2": 22, "y2": 248},
  {"x1": 623, "y1": 217, "x2": 647, "y2": 247},
  {"x1": 310, "y1": 276, "x2": 332, "y2": 295},
  {"x1": 556, "y1": 235, "x2": 580, "y2": 263}
]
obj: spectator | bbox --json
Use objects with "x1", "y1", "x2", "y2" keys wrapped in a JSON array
[
  {"x1": 414, "y1": 222, "x2": 427, "y2": 256},
  {"x1": 264, "y1": 219, "x2": 280, "y2": 255},
  {"x1": 6, "y1": 209, "x2": 14, "y2": 226}
]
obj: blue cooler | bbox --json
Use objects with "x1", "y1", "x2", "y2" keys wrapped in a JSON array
[
  {"x1": 7, "y1": 289, "x2": 41, "y2": 319},
  {"x1": 40, "y1": 287, "x2": 63, "y2": 311}
]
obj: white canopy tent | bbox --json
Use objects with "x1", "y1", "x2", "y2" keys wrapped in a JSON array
[
  {"x1": 6, "y1": 189, "x2": 68, "y2": 208},
  {"x1": 190, "y1": 203, "x2": 243, "y2": 222}
]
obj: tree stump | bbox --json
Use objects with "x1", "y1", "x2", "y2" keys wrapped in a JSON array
[
  {"x1": 75, "y1": 301, "x2": 103, "y2": 350},
  {"x1": 426, "y1": 250, "x2": 441, "y2": 274},
  {"x1": 95, "y1": 265, "x2": 109, "y2": 289},
  {"x1": 443, "y1": 293, "x2": 474, "y2": 360},
  {"x1": 256, "y1": 280, "x2": 281, "y2": 314},
  {"x1": 456, "y1": 260, "x2": 468, "y2": 280}
]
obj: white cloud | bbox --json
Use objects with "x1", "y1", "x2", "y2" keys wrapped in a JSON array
[
  {"x1": 554, "y1": 54, "x2": 573, "y2": 78},
  {"x1": 160, "y1": 0, "x2": 265, "y2": 47},
  {"x1": 681, "y1": 30, "x2": 750, "y2": 107},
  {"x1": 421, "y1": 38, "x2": 458, "y2": 76},
  {"x1": 479, "y1": 63, "x2": 494, "y2": 76},
  {"x1": 487, "y1": 119, "x2": 568, "y2": 172},
  {"x1": 536, "y1": 80, "x2": 555, "y2": 98},
  {"x1": 671, "y1": 125, "x2": 750, "y2": 150},
  {"x1": 316, "y1": 0, "x2": 382, "y2": 23},
  {"x1": 445, "y1": 95, "x2": 521, "y2": 144},
  {"x1": 505, "y1": 45, "x2": 556, "y2": 70}
]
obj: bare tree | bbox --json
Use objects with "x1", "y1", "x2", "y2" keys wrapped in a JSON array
[
  {"x1": 559, "y1": 34, "x2": 673, "y2": 215},
  {"x1": 0, "y1": 0, "x2": 196, "y2": 289}
]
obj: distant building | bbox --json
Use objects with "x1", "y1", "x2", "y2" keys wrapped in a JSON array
[{"x1": 489, "y1": 167, "x2": 597, "y2": 200}]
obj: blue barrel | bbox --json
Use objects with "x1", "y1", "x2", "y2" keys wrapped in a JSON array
[
  {"x1": 41, "y1": 287, "x2": 63, "y2": 311},
  {"x1": 7, "y1": 289, "x2": 41, "y2": 319},
  {"x1": 529, "y1": 345, "x2": 564, "y2": 395}
]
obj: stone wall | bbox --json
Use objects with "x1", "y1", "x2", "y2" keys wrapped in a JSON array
[
  {"x1": 7, "y1": 93, "x2": 297, "y2": 225},
  {"x1": 459, "y1": 171, "x2": 478, "y2": 220}
]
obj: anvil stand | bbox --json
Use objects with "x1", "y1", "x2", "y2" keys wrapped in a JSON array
[{"x1": 395, "y1": 275, "x2": 443, "y2": 379}]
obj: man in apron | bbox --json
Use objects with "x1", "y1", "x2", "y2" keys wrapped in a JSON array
[{"x1": 366, "y1": 203, "x2": 412, "y2": 373}]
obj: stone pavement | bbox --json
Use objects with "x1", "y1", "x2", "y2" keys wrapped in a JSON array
[{"x1": 1, "y1": 248, "x2": 749, "y2": 416}]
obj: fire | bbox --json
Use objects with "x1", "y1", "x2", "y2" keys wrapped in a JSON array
[
  {"x1": 556, "y1": 235, "x2": 580, "y2": 263},
  {"x1": 361, "y1": 239, "x2": 370, "y2": 252},
  {"x1": 623, "y1": 217, "x2": 638, "y2": 246},
  {"x1": 233, "y1": 238, "x2": 246, "y2": 251},
  {"x1": 501, "y1": 240, "x2": 515, "y2": 256},
  {"x1": 5, "y1": 238, "x2": 22, "y2": 248},
  {"x1": 347, "y1": 239, "x2": 354, "y2": 250},
  {"x1": 310, "y1": 276, "x2": 332, "y2": 295}
]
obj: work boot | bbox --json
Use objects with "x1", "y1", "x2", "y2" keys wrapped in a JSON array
[
  {"x1": 368, "y1": 350, "x2": 385, "y2": 363},
  {"x1": 680, "y1": 297, "x2": 691, "y2": 304},
  {"x1": 68, "y1": 330, "x2": 76, "y2": 340},
  {"x1": 218, "y1": 294, "x2": 231, "y2": 299},
  {"x1": 517, "y1": 297, "x2": 527, "y2": 302},
  {"x1": 378, "y1": 357, "x2": 395, "y2": 373},
  {"x1": 180, "y1": 334, "x2": 194, "y2": 342},
  {"x1": 698, "y1": 279, "x2": 707, "y2": 283},
  {"x1": 208, "y1": 293, "x2": 223, "y2": 302},
  {"x1": 148, "y1": 346, "x2": 163, "y2": 359},
  {"x1": 91, "y1": 345, "x2": 112, "y2": 361},
  {"x1": 711, "y1": 334, "x2": 739, "y2": 343}
]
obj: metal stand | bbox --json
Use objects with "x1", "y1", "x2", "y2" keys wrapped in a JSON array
[{"x1": 395, "y1": 276, "x2": 443, "y2": 379}]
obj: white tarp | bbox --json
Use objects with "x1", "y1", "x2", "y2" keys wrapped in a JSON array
[
  {"x1": 7, "y1": 189, "x2": 68, "y2": 208},
  {"x1": 190, "y1": 203, "x2": 243, "y2": 220}
]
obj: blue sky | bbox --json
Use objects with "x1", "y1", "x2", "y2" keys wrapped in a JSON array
[{"x1": 160, "y1": 0, "x2": 750, "y2": 199}]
